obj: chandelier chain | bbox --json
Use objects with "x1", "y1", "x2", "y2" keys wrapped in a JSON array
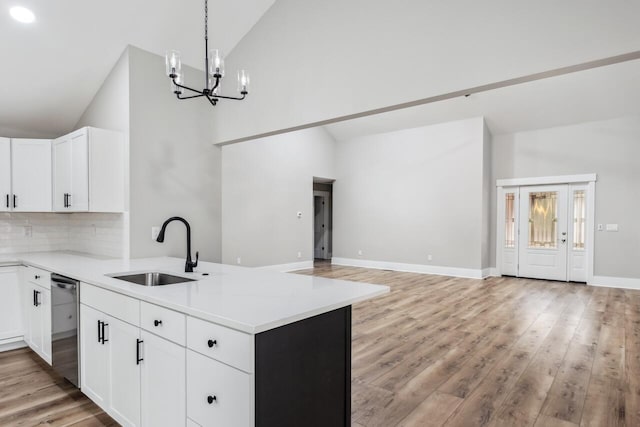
[{"x1": 205, "y1": 0, "x2": 208, "y2": 41}]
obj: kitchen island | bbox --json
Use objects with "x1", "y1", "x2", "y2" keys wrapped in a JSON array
[{"x1": 1, "y1": 252, "x2": 389, "y2": 427}]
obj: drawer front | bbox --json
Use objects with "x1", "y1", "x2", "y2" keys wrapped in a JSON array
[
  {"x1": 26, "y1": 266, "x2": 51, "y2": 289},
  {"x1": 186, "y1": 317, "x2": 253, "y2": 373},
  {"x1": 187, "y1": 350, "x2": 253, "y2": 427},
  {"x1": 141, "y1": 302, "x2": 186, "y2": 346},
  {"x1": 80, "y1": 283, "x2": 139, "y2": 326}
]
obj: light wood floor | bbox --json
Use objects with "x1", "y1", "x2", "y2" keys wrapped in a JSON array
[
  {"x1": 1, "y1": 264, "x2": 638, "y2": 426},
  {"x1": 0, "y1": 346, "x2": 116, "y2": 426},
  {"x1": 296, "y1": 263, "x2": 640, "y2": 427}
]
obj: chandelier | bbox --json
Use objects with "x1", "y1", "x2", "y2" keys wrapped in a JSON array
[{"x1": 164, "y1": 0, "x2": 250, "y2": 106}]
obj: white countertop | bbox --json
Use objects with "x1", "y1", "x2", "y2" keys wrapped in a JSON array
[{"x1": 4, "y1": 252, "x2": 389, "y2": 334}]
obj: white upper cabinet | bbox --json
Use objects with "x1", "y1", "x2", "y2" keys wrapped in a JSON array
[
  {"x1": 11, "y1": 139, "x2": 52, "y2": 212},
  {"x1": 0, "y1": 138, "x2": 11, "y2": 212},
  {"x1": 53, "y1": 127, "x2": 125, "y2": 213}
]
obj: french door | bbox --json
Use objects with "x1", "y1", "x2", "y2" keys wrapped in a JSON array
[{"x1": 498, "y1": 183, "x2": 590, "y2": 282}]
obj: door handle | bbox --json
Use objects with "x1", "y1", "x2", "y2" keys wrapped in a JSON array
[
  {"x1": 34, "y1": 290, "x2": 41, "y2": 307},
  {"x1": 98, "y1": 320, "x2": 102, "y2": 343},
  {"x1": 5, "y1": 194, "x2": 8, "y2": 208},
  {"x1": 136, "y1": 339, "x2": 144, "y2": 365},
  {"x1": 13, "y1": 195, "x2": 17, "y2": 208},
  {"x1": 33, "y1": 289, "x2": 36, "y2": 306},
  {"x1": 101, "y1": 322, "x2": 109, "y2": 344}
]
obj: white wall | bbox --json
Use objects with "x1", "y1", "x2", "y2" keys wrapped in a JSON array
[
  {"x1": 221, "y1": 127, "x2": 335, "y2": 267},
  {"x1": 491, "y1": 115, "x2": 640, "y2": 279},
  {"x1": 128, "y1": 47, "x2": 222, "y2": 262},
  {"x1": 214, "y1": 0, "x2": 640, "y2": 144},
  {"x1": 332, "y1": 117, "x2": 486, "y2": 273}
]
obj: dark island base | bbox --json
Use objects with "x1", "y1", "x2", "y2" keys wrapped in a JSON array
[{"x1": 255, "y1": 306, "x2": 352, "y2": 427}]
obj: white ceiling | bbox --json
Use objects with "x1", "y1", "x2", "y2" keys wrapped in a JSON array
[
  {"x1": 323, "y1": 59, "x2": 640, "y2": 141},
  {"x1": 0, "y1": 0, "x2": 274, "y2": 137}
]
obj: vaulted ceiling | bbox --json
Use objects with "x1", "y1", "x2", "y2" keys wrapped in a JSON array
[{"x1": 0, "y1": 0, "x2": 274, "y2": 138}]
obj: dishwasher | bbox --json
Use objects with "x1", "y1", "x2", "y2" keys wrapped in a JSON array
[{"x1": 51, "y1": 273, "x2": 80, "y2": 387}]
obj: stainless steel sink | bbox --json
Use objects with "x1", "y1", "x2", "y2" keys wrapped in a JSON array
[{"x1": 109, "y1": 272, "x2": 196, "y2": 286}]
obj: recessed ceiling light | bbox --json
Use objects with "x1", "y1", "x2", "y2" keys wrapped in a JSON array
[{"x1": 10, "y1": 6, "x2": 36, "y2": 23}]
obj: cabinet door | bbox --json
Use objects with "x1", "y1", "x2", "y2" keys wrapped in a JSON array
[
  {"x1": 52, "y1": 137, "x2": 72, "y2": 211},
  {"x1": 21, "y1": 270, "x2": 32, "y2": 345},
  {"x1": 108, "y1": 316, "x2": 141, "y2": 427},
  {"x1": 11, "y1": 139, "x2": 52, "y2": 212},
  {"x1": 0, "y1": 138, "x2": 10, "y2": 212},
  {"x1": 0, "y1": 267, "x2": 22, "y2": 341},
  {"x1": 80, "y1": 304, "x2": 110, "y2": 408},
  {"x1": 141, "y1": 331, "x2": 186, "y2": 427},
  {"x1": 28, "y1": 284, "x2": 43, "y2": 353},
  {"x1": 70, "y1": 131, "x2": 89, "y2": 211}
]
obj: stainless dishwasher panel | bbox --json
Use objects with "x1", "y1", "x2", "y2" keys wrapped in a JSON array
[{"x1": 51, "y1": 273, "x2": 80, "y2": 387}]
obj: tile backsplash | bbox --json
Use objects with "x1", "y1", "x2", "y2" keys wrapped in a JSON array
[{"x1": 0, "y1": 212, "x2": 128, "y2": 258}]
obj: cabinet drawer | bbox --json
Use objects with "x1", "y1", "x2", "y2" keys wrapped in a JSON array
[
  {"x1": 80, "y1": 283, "x2": 139, "y2": 326},
  {"x1": 187, "y1": 317, "x2": 253, "y2": 373},
  {"x1": 187, "y1": 350, "x2": 253, "y2": 427},
  {"x1": 26, "y1": 266, "x2": 51, "y2": 289},
  {"x1": 141, "y1": 302, "x2": 186, "y2": 346}
]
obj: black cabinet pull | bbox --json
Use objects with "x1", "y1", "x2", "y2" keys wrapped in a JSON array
[
  {"x1": 63, "y1": 193, "x2": 67, "y2": 208},
  {"x1": 33, "y1": 289, "x2": 36, "y2": 306},
  {"x1": 101, "y1": 322, "x2": 109, "y2": 344},
  {"x1": 136, "y1": 339, "x2": 144, "y2": 364},
  {"x1": 98, "y1": 320, "x2": 103, "y2": 343},
  {"x1": 154, "y1": 320, "x2": 162, "y2": 327},
  {"x1": 13, "y1": 195, "x2": 17, "y2": 208},
  {"x1": 34, "y1": 275, "x2": 40, "y2": 280},
  {"x1": 207, "y1": 339, "x2": 217, "y2": 348},
  {"x1": 207, "y1": 395, "x2": 217, "y2": 404},
  {"x1": 34, "y1": 290, "x2": 41, "y2": 307},
  {"x1": 5, "y1": 194, "x2": 8, "y2": 208}
]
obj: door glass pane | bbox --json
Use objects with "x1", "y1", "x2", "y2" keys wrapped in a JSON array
[
  {"x1": 528, "y1": 192, "x2": 557, "y2": 248},
  {"x1": 573, "y1": 190, "x2": 586, "y2": 250},
  {"x1": 505, "y1": 193, "x2": 515, "y2": 248}
]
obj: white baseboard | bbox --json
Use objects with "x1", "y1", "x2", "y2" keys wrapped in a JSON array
[
  {"x1": 488, "y1": 268, "x2": 500, "y2": 277},
  {"x1": 589, "y1": 275, "x2": 640, "y2": 290},
  {"x1": 0, "y1": 337, "x2": 27, "y2": 353},
  {"x1": 331, "y1": 257, "x2": 486, "y2": 279},
  {"x1": 259, "y1": 260, "x2": 314, "y2": 273}
]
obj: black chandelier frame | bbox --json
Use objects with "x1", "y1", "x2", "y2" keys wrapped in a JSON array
[{"x1": 168, "y1": 0, "x2": 248, "y2": 106}]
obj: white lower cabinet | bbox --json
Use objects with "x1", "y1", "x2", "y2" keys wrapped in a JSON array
[
  {"x1": 0, "y1": 266, "x2": 23, "y2": 345},
  {"x1": 80, "y1": 303, "x2": 141, "y2": 427},
  {"x1": 141, "y1": 330, "x2": 186, "y2": 427},
  {"x1": 187, "y1": 350, "x2": 253, "y2": 427},
  {"x1": 80, "y1": 304, "x2": 110, "y2": 408},
  {"x1": 108, "y1": 316, "x2": 141, "y2": 427},
  {"x1": 80, "y1": 284, "x2": 254, "y2": 427},
  {"x1": 23, "y1": 280, "x2": 52, "y2": 364}
]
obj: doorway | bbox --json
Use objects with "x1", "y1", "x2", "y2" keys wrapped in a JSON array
[
  {"x1": 313, "y1": 180, "x2": 333, "y2": 262},
  {"x1": 497, "y1": 176, "x2": 595, "y2": 282}
]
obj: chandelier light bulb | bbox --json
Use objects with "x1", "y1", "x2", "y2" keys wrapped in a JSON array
[
  {"x1": 209, "y1": 49, "x2": 225, "y2": 77},
  {"x1": 237, "y1": 70, "x2": 250, "y2": 94},
  {"x1": 165, "y1": 50, "x2": 182, "y2": 77}
]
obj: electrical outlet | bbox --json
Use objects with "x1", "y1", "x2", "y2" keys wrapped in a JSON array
[
  {"x1": 236, "y1": 257, "x2": 241, "y2": 265},
  {"x1": 357, "y1": 249, "x2": 363, "y2": 256},
  {"x1": 297, "y1": 251, "x2": 302, "y2": 259},
  {"x1": 427, "y1": 254, "x2": 433, "y2": 262},
  {"x1": 23, "y1": 225, "x2": 32, "y2": 237},
  {"x1": 151, "y1": 226, "x2": 160, "y2": 240}
]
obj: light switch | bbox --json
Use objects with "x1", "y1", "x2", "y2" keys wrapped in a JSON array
[{"x1": 606, "y1": 224, "x2": 619, "y2": 232}]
